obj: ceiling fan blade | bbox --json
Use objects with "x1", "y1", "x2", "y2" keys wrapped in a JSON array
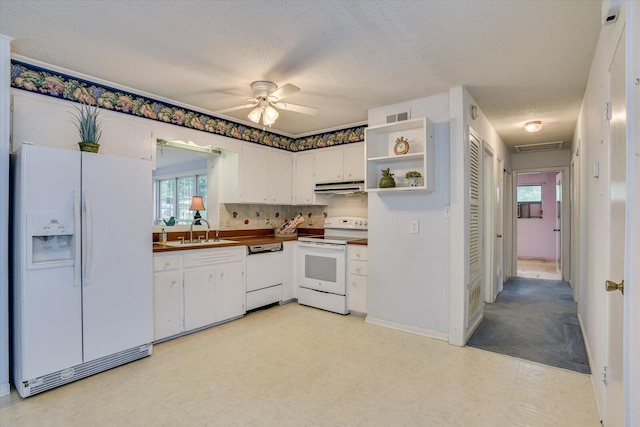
[
  {"x1": 274, "y1": 102, "x2": 318, "y2": 116},
  {"x1": 215, "y1": 103, "x2": 258, "y2": 114},
  {"x1": 268, "y1": 83, "x2": 300, "y2": 101}
]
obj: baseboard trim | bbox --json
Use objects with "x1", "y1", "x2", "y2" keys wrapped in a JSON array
[
  {"x1": 578, "y1": 312, "x2": 603, "y2": 419},
  {"x1": 365, "y1": 316, "x2": 448, "y2": 341},
  {"x1": 0, "y1": 382, "x2": 9, "y2": 397}
]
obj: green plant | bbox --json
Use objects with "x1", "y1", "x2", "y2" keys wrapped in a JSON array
[
  {"x1": 405, "y1": 170, "x2": 422, "y2": 178},
  {"x1": 71, "y1": 103, "x2": 102, "y2": 144}
]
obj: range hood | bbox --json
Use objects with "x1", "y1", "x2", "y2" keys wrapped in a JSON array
[{"x1": 314, "y1": 181, "x2": 365, "y2": 195}]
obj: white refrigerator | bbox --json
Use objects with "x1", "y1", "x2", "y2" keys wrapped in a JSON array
[{"x1": 12, "y1": 143, "x2": 153, "y2": 397}]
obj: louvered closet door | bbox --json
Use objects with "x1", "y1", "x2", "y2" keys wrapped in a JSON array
[{"x1": 467, "y1": 133, "x2": 482, "y2": 328}]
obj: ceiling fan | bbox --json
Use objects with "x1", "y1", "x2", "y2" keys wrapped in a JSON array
[{"x1": 216, "y1": 81, "x2": 318, "y2": 126}]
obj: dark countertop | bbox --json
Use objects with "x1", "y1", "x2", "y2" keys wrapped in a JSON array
[{"x1": 153, "y1": 234, "x2": 367, "y2": 253}]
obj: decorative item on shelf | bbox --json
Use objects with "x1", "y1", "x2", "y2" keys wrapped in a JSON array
[
  {"x1": 163, "y1": 216, "x2": 175, "y2": 226},
  {"x1": 379, "y1": 168, "x2": 396, "y2": 188},
  {"x1": 394, "y1": 136, "x2": 409, "y2": 155},
  {"x1": 71, "y1": 103, "x2": 102, "y2": 153},
  {"x1": 189, "y1": 196, "x2": 205, "y2": 225},
  {"x1": 275, "y1": 214, "x2": 305, "y2": 237},
  {"x1": 405, "y1": 171, "x2": 422, "y2": 187}
]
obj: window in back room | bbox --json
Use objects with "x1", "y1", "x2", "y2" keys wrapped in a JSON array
[{"x1": 517, "y1": 184, "x2": 542, "y2": 218}]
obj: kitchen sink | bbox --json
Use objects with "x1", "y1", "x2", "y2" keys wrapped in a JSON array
[{"x1": 163, "y1": 239, "x2": 238, "y2": 248}]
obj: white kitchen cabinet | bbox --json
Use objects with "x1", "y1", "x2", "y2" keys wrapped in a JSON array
[
  {"x1": 343, "y1": 143, "x2": 365, "y2": 181},
  {"x1": 153, "y1": 253, "x2": 184, "y2": 341},
  {"x1": 315, "y1": 143, "x2": 364, "y2": 183},
  {"x1": 238, "y1": 144, "x2": 270, "y2": 203},
  {"x1": 293, "y1": 152, "x2": 315, "y2": 205},
  {"x1": 183, "y1": 266, "x2": 217, "y2": 330},
  {"x1": 152, "y1": 247, "x2": 245, "y2": 342},
  {"x1": 269, "y1": 150, "x2": 293, "y2": 204},
  {"x1": 314, "y1": 147, "x2": 344, "y2": 183},
  {"x1": 347, "y1": 245, "x2": 368, "y2": 315},
  {"x1": 221, "y1": 143, "x2": 294, "y2": 204},
  {"x1": 365, "y1": 118, "x2": 434, "y2": 192},
  {"x1": 153, "y1": 270, "x2": 184, "y2": 340},
  {"x1": 215, "y1": 262, "x2": 245, "y2": 321}
]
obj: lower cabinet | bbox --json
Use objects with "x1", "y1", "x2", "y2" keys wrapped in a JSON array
[
  {"x1": 153, "y1": 247, "x2": 246, "y2": 341},
  {"x1": 347, "y1": 245, "x2": 368, "y2": 315}
]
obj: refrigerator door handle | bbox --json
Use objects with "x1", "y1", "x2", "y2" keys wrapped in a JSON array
[
  {"x1": 84, "y1": 194, "x2": 94, "y2": 285},
  {"x1": 73, "y1": 191, "x2": 81, "y2": 287}
]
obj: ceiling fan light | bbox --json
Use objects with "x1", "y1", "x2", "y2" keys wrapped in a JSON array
[
  {"x1": 524, "y1": 120, "x2": 542, "y2": 133},
  {"x1": 248, "y1": 107, "x2": 262, "y2": 124},
  {"x1": 264, "y1": 105, "x2": 279, "y2": 123}
]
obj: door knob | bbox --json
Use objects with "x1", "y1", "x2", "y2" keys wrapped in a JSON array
[
  {"x1": 496, "y1": 234, "x2": 502, "y2": 238},
  {"x1": 553, "y1": 228, "x2": 560, "y2": 232},
  {"x1": 605, "y1": 279, "x2": 624, "y2": 295}
]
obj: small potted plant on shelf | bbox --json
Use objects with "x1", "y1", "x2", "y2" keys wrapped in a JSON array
[
  {"x1": 72, "y1": 103, "x2": 102, "y2": 153},
  {"x1": 405, "y1": 170, "x2": 422, "y2": 187},
  {"x1": 379, "y1": 168, "x2": 396, "y2": 188}
]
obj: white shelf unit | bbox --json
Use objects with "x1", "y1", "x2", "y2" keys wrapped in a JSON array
[{"x1": 364, "y1": 117, "x2": 435, "y2": 192}]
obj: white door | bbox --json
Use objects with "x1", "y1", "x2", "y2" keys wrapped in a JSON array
[
  {"x1": 81, "y1": 153, "x2": 153, "y2": 362},
  {"x1": 239, "y1": 145, "x2": 270, "y2": 203},
  {"x1": 269, "y1": 151, "x2": 292, "y2": 204},
  {"x1": 482, "y1": 144, "x2": 495, "y2": 303},
  {"x1": 603, "y1": 28, "x2": 626, "y2": 427},
  {"x1": 495, "y1": 157, "x2": 504, "y2": 295},
  {"x1": 555, "y1": 172, "x2": 562, "y2": 274},
  {"x1": 153, "y1": 271, "x2": 184, "y2": 340}
]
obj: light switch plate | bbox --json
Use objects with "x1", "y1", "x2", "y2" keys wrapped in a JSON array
[
  {"x1": 409, "y1": 220, "x2": 420, "y2": 234},
  {"x1": 443, "y1": 205, "x2": 451, "y2": 217}
]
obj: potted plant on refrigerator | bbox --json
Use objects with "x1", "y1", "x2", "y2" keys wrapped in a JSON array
[{"x1": 72, "y1": 103, "x2": 102, "y2": 153}]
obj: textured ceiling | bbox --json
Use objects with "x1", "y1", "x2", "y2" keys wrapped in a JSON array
[{"x1": 0, "y1": 0, "x2": 601, "y2": 149}]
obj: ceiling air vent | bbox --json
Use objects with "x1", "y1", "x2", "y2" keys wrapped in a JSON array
[{"x1": 514, "y1": 141, "x2": 564, "y2": 153}]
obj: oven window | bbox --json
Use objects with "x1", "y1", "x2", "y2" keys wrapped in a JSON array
[{"x1": 305, "y1": 255, "x2": 337, "y2": 282}]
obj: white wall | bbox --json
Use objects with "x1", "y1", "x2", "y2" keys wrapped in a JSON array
[
  {"x1": 511, "y1": 149, "x2": 572, "y2": 170},
  {"x1": 448, "y1": 86, "x2": 511, "y2": 345},
  {"x1": 571, "y1": 3, "x2": 627, "y2": 418},
  {"x1": 0, "y1": 35, "x2": 13, "y2": 397},
  {"x1": 366, "y1": 93, "x2": 451, "y2": 339}
]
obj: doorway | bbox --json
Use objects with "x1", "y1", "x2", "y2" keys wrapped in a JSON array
[{"x1": 514, "y1": 168, "x2": 569, "y2": 281}]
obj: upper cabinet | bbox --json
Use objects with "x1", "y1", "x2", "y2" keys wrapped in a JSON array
[
  {"x1": 293, "y1": 151, "x2": 316, "y2": 205},
  {"x1": 269, "y1": 150, "x2": 293, "y2": 204},
  {"x1": 365, "y1": 118, "x2": 434, "y2": 192},
  {"x1": 220, "y1": 143, "x2": 292, "y2": 204},
  {"x1": 314, "y1": 143, "x2": 364, "y2": 183}
]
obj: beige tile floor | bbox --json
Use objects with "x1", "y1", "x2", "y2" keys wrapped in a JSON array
[{"x1": 1, "y1": 303, "x2": 599, "y2": 426}]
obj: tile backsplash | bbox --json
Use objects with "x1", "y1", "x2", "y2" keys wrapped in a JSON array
[{"x1": 219, "y1": 204, "x2": 327, "y2": 231}]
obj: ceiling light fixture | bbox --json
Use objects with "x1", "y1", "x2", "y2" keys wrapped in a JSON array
[{"x1": 524, "y1": 120, "x2": 542, "y2": 133}]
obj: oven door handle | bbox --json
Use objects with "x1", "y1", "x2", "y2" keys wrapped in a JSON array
[{"x1": 297, "y1": 242, "x2": 345, "y2": 251}]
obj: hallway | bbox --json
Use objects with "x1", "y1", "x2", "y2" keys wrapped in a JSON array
[{"x1": 467, "y1": 277, "x2": 589, "y2": 374}]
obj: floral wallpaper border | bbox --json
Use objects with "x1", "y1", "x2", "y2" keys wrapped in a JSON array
[{"x1": 10, "y1": 59, "x2": 366, "y2": 152}]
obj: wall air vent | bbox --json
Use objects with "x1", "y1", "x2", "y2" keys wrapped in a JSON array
[
  {"x1": 386, "y1": 111, "x2": 410, "y2": 124},
  {"x1": 514, "y1": 141, "x2": 564, "y2": 153}
]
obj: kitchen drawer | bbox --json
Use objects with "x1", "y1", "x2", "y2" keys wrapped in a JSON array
[
  {"x1": 348, "y1": 245, "x2": 368, "y2": 261},
  {"x1": 348, "y1": 259, "x2": 368, "y2": 276},
  {"x1": 153, "y1": 254, "x2": 183, "y2": 272}
]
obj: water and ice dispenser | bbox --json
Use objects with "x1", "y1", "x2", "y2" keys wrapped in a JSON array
[{"x1": 26, "y1": 213, "x2": 75, "y2": 268}]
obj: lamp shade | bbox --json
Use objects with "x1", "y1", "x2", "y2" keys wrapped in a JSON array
[
  {"x1": 189, "y1": 196, "x2": 205, "y2": 211},
  {"x1": 263, "y1": 105, "x2": 279, "y2": 125}
]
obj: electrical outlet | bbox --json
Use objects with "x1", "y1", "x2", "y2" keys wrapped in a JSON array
[
  {"x1": 443, "y1": 205, "x2": 451, "y2": 218},
  {"x1": 409, "y1": 220, "x2": 420, "y2": 234}
]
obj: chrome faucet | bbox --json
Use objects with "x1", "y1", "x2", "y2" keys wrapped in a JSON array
[
  {"x1": 190, "y1": 218, "x2": 210, "y2": 243},
  {"x1": 214, "y1": 229, "x2": 220, "y2": 242}
]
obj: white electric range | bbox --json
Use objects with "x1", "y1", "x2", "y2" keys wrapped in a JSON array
[{"x1": 297, "y1": 217, "x2": 368, "y2": 314}]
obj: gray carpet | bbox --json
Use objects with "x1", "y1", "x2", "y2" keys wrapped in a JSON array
[{"x1": 467, "y1": 277, "x2": 590, "y2": 374}]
